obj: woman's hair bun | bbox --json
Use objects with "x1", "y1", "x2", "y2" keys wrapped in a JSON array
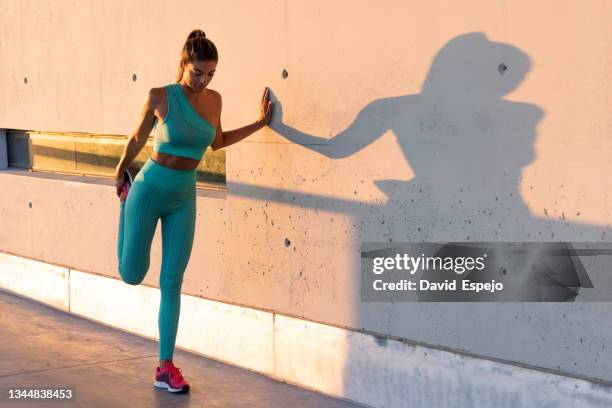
[{"x1": 188, "y1": 29, "x2": 206, "y2": 40}]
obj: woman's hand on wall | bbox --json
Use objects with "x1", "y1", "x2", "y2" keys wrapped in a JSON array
[{"x1": 258, "y1": 87, "x2": 273, "y2": 126}]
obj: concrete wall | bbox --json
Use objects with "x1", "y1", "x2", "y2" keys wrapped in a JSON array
[{"x1": 1, "y1": 0, "x2": 611, "y2": 385}]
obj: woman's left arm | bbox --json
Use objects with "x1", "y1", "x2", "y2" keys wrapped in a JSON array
[{"x1": 211, "y1": 87, "x2": 273, "y2": 151}]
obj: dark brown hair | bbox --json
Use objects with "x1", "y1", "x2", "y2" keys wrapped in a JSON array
[{"x1": 175, "y1": 29, "x2": 218, "y2": 83}]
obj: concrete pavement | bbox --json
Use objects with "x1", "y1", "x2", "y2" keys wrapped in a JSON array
[{"x1": 0, "y1": 289, "x2": 362, "y2": 408}]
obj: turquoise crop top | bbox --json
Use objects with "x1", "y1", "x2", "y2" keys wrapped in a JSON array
[{"x1": 152, "y1": 83, "x2": 217, "y2": 161}]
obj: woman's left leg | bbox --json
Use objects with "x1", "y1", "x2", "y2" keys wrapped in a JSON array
[{"x1": 157, "y1": 191, "x2": 197, "y2": 361}]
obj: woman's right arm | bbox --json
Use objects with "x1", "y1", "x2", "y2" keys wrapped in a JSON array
[{"x1": 114, "y1": 88, "x2": 159, "y2": 182}]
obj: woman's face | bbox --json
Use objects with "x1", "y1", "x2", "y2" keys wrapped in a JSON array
[{"x1": 181, "y1": 59, "x2": 217, "y2": 92}]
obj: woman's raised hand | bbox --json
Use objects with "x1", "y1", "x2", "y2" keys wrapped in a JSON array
[{"x1": 258, "y1": 87, "x2": 273, "y2": 126}]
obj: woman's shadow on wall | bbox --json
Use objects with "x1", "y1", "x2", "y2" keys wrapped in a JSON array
[{"x1": 230, "y1": 32, "x2": 611, "y2": 301}]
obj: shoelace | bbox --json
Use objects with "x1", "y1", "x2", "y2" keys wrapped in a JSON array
[{"x1": 167, "y1": 365, "x2": 185, "y2": 381}]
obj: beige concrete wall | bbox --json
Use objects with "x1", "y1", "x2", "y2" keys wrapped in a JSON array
[{"x1": 1, "y1": 0, "x2": 611, "y2": 383}]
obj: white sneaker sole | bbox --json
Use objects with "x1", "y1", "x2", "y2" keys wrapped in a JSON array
[{"x1": 154, "y1": 380, "x2": 188, "y2": 393}]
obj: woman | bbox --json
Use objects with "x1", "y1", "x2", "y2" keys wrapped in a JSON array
[{"x1": 114, "y1": 29, "x2": 273, "y2": 393}]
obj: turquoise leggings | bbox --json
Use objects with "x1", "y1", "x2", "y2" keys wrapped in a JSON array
[{"x1": 117, "y1": 157, "x2": 197, "y2": 360}]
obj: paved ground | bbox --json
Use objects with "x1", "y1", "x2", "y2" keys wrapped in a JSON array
[{"x1": 0, "y1": 289, "x2": 362, "y2": 408}]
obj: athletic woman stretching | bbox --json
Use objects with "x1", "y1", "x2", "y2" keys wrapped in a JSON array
[{"x1": 114, "y1": 29, "x2": 273, "y2": 393}]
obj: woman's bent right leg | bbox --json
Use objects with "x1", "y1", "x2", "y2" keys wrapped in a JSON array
[{"x1": 117, "y1": 179, "x2": 161, "y2": 285}]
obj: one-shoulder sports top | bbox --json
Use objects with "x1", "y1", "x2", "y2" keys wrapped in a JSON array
[{"x1": 152, "y1": 83, "x2": 217, "y2": 161}]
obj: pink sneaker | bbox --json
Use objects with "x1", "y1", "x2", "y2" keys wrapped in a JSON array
[
  {"x1": 119, "y1": 181, "x2": 130, "y2": 203},
  {"x1": 119, "y1": 163, "x2": 140, "y2": 203},
  {"x1": 154, "y1": 362, "x2": 190, "y2": 393}
]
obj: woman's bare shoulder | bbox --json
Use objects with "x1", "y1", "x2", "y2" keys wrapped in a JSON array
[
  {"x1": 205, "y1": 88, "x2": 222, "y2": 114},
  {"x1": 207, "y1": 88, "x2": 221, "y2": 98},
  {"x1": 146, "y1": 86, "x2": 172, "y2": 119},
  {"x1": 148, "y1": 86, "x2": 172, "y2": 109},
  {"x1": 149, "y1": 85, "x2": 170, "y2": 100}
]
